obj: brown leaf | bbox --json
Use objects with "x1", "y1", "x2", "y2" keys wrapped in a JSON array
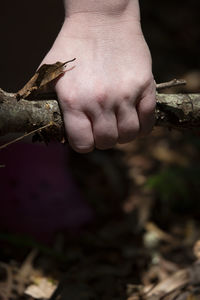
[
  {"x1": 16, "y1": 58, "x2": 76, "y2": 100},
  {"x1": 25, "y1": 277, "x2": 57, "y2": 299}
]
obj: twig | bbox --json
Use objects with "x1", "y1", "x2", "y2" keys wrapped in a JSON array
[
  {"x1": 156, "y1": 79, "x2": 186, "y2": 90},
  {"x1": 0, "y1": 122, "x2": 54, "y2": 150}
]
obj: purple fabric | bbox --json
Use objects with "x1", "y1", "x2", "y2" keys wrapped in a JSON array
[{"x1": 0, "y1": 142, "x2": 93, "y2": 241}]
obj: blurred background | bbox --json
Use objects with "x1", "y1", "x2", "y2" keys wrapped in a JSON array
[
  {"x1": 0, "y1": 1, "x2": 200, "y2": 299},
  {"x1": 0, "y1": 0, "x2": 200, "y2": 91}
]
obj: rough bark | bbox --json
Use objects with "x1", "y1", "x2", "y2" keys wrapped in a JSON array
[
  {"x1": 1, "y1": 88, "x2": 200, "y2": 142},
  {"x1": 155, "y1": 93, "x2": 200, "y2": 130},
  {"x1": 0, "y1": 89, "x2": 65, "y2": 142}
]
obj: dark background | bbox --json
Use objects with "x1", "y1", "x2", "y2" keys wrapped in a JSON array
[
  {"x1": 0, "y1": 0, "x2": 200, "y2": 92},
  {"x1": 0, "y1": 0, "x2": 64, "y2": 91}
]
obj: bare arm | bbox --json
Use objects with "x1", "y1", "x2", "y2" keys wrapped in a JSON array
[
  {"x1": 41, "y1": 0, "x2": 156, "y2": 152},
  {"x1": 64, "y1": 0, "x2": 140, "y2": 17}
]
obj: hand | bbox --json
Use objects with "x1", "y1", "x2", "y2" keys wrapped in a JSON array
[{"x1": 41, "y1": 9, "x2": 156, "y2": 153}]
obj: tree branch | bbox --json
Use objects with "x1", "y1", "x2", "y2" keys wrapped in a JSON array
[
  {"x1": 1, "y1": 88, "x2": 200, "y2": 143},
  {"x1": 0, "y1": 89, "x2": 65, "y2": 142},
  {"x1": 155, "y1": 93, "x2": 200, "y2": 130}
]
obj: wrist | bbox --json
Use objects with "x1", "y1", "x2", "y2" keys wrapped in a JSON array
[
  {"x1": 61, "y1": 0, "x2": 142, "y2": 40},
  {"x1": 64, "y1": 0, "x2": 140, "y2": 20}
]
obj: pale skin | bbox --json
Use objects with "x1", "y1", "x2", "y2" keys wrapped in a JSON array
[{"x1": 42, "y1": 0, "x2": 156, "y2": 153}]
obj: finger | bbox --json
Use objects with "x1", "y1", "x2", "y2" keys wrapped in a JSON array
[
  {"x1": 92, "y1": 112, "x2": 118, "y2": 150},
  {"x1": 63, "y1": 111, "x2": 94, "y2": 153},
  {"x1": 117, "y1": 102, "x2": 140, "y2": 144},
  {"x1": 137, "y1": 89, "x2": 156, "y2": 136}
]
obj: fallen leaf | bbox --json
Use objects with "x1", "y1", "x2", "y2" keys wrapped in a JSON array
[
  {"x1": 25, "y1": 277, "x2": 57, "y2": 299},
  {"x1": 16, "y1": 58, "x2": 76, "y2": 100}
]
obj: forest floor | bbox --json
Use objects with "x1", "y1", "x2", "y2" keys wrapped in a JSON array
[{"x1": 1, "y1": 126, "x2": 200, "y2": 300}]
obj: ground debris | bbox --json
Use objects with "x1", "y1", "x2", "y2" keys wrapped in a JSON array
[
  {"x1": 127, "y1": 241, "x2": 200, "y2": 300},
  {"x1": 0, "y1": 249, "x2": 38, "y2": 300}
]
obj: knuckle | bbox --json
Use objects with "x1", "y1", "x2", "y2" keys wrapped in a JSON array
[
  {"x1": 65, "y1": 96, "x2": 78, "y2": 110},
  {"x1": 59, "y1": 92, "x2": 80, "y2": 111},
  {"x1": 121, "y1": 90, "x2": 133, "y2": 104},
  {"x1": 93, "y1": 87, "x2": 109, "y2": 108},
  {"x1": 118, "y1": 74, "x2": 155, "y2": 105},
  {"x1": 137, "y1": 74, "x2": 154, "y2": 90}
]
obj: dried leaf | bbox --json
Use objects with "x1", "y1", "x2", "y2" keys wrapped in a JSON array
[
  {"x1": 25, "y1": 278, "x2": 57, "y2": 299},
  {"x1": 16, "y1": 58, "x2": 76, "y2": 100},
  {"x1": 147, "y1": 269, "x2": 189, "y2": 297}
]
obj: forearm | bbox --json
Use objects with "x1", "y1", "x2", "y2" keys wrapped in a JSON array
[
  {"x1": 64, "y1": 0, "x2": 140, "y2": 20},
  {"x1": 61, "y1": 0, "x2": 142, "y2": 40}
]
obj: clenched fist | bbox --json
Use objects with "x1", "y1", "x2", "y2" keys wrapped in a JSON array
[{"x1": 41, "y1": 0, "x2": 156, "y2": 153}]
